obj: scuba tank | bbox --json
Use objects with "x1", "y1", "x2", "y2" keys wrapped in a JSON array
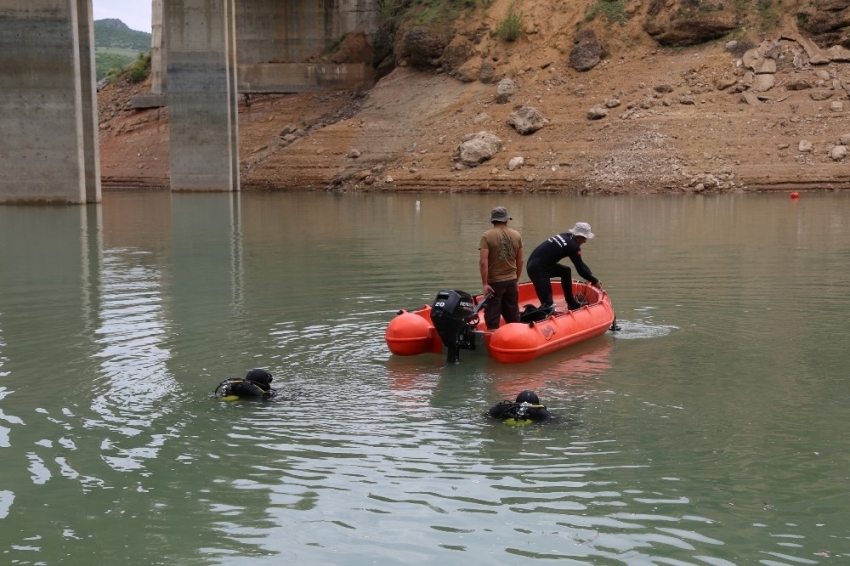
[
  {"x1": 488, "y1": 390, "x2": 551, "y2": 425},
  {"x1": 214, "y1": 368, "x2": 275, "y2": 400}
]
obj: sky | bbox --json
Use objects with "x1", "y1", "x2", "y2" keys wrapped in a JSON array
[{"x1": 93, "y1": 0, "x2": 152, "y2": 33}]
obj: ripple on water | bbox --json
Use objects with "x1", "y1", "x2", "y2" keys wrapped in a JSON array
[
  {"x1": 210, "y1": 407, "x2": 736, "y2": 564},
  {"x1": 611, "y1": 319, "x2": 678, "y2": 340}
]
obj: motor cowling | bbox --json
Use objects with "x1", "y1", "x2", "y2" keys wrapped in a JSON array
[{"x1": 431, "y1": 289, "x2": 477, "y2": 362}]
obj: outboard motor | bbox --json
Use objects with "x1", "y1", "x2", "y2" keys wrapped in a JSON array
[{"x1": 431, "y1": 289, "x2": 486, "y2": 362}]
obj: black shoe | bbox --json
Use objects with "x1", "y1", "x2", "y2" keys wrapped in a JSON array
[
  {"x1": 567, "y1": 301, "x2": 582, "y2": 311},
  {"x1": 541, "y1": 303, "x2": 555, "y2": 316}
]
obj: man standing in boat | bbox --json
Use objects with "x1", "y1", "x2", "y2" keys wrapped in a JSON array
[
  {"x1": 526, "y1": 222, "x2": 602, "y2": 313},
  {"x1": 479, "y1": 206, "x2": 524, "y2": 330}
]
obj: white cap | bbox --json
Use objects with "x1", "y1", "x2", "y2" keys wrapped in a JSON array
[{"x1": 568, "y1": 222, "x2": 594, "y2": 239}]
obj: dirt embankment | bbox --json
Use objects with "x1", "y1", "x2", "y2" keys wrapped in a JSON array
[{"x1": 98, "y1": 0, "x2": 850, "y2": 194}]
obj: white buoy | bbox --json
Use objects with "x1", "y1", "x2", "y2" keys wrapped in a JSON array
[{"x1": 415, "y1": 200, "x2": 421, "y2": 211}]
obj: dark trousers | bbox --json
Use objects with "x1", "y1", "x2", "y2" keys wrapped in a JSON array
[
  {"x1": 485, "y1": 279, "x2": 519, "y2": 330},
  {"x1": 527, "y1": 260, "x2": 578, "y2": 308}
]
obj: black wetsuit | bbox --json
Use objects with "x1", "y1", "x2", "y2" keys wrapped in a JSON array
[
  {"x1": 526, "y1": 233, "x2": 598, "y2": 310},
  {"x1": 488, "y1": 401, "x2": 552, "y2": 423}
]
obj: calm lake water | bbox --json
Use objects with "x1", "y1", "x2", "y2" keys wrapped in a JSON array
[{"x1": 1, "y1": 191, "x2": 849, "y2": 565}]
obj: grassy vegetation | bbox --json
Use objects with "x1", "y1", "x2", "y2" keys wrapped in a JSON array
[
  {"x1": 378, "y1": 0, "x2": 490, "y2": 27},
  {"x1": 95, "y1": 48, "x2": 138, "y2": 81},
  {"x1": 496, "y1": 3, "x2": 523, "y2": 42},
  {"x1": 377, "y1": 0, "x2": 395, "y2": 21},
  {"x1": 757, "y1": 0, "x2": 781, "y2": 30},
  {"x1": 99, "y1": 52, "x2": 151, "y2": 84},
  {"x1": 585, "y1": 0, "x2": 632, "y2": 25},
  {"x1": 618, "y1": 34, "x2": 640, "y2": 49},
  {"x1": 411, "y1": 0, "x2": 462, "y2": 25}
]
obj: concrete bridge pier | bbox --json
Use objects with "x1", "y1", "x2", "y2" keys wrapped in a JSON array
[
  {"x1": 0, "y1": 0, "x2": 101, "y2": 204},
  {"x1": 165, "y1": 0, "x2": 239, "y2": 192}
]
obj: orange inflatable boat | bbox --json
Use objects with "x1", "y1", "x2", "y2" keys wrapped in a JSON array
[{"x1": 385, "y1": 281, "x2": 617, "y2": 364}]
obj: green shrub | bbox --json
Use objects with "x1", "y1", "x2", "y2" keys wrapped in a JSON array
[
  {"x1": 95, "y1": 51, "x2": 135, "y2": 81},
  {"x1": 496, "y1": 3, "x2": 523, "y2": 42},
  {"x1": 126, "y1": 52, "x2": 151, "y2": 84},
  {"x1": 105, "y1": 66, "x2": 124, "y2": 84},
  {"x1": 378, "y1": 0, "x2": 399, "y2": 22}
]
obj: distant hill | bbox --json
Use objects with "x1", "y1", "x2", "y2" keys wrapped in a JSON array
[
  {"x1": 95, "y1": 19, "x2": 151, "y2": 51},
  {"x1": 94, "y1": 19, "x2": 151, "y2": 81}
]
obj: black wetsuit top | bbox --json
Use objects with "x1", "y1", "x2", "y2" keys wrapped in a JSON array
[
  {"x1": 488, "y1": 401, "x2": 552, "y2": 422},
  {"x1": 526, "y1": 233, "x2": 598, "y2": 284}
]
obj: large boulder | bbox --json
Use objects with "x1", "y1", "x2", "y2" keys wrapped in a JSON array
[
  {"x1": 455, "y1": 57, "x2": 482, "y2": 83},
  {"x1": 399, "y1": 26, "x2": 452, "y2": 68},
  {"x1": 440, "y1": 40, "x2": 473, "y2": 75},
  {"x1": 644, "y1": 0, "x2": 737, "y2": 47},
  {"x1": 495, "y1": 78, "x2": 518, "y2": 103},
  {"x1": 507, "y1": 106, "x2": 547, "y2": 135},
  {"x1": 587, "y1": 105, "x2": 608, "y2": 120},
  {"x1": 570, "y1": 29, "x2": 606, "y2": 72},
  {"x1": 479, "y1": 61, "x2": 500, "y2": 84},
  {"x1": 796, "y1": 0, "x2": 850, "y2": 46},
  {"x1": 453, "y1": 131, "x2": 503, "y2": 166}
]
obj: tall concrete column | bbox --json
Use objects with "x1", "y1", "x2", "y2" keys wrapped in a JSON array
[
  {"x1": 0, "y1": 0, "x2": 101, "y2": 204},
  {"x1": 165, "y1": 0, "x2": 239, "y2": 192},
  {"x1": 76, "y1": 0, "x2": 101, "y2": 203},
  {"x1": 151, "y1": 0, "x2": 166, "y2": 94}
]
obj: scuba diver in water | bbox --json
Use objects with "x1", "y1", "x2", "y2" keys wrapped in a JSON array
[
  {"x1": 214, "y1": 368, "x2": 276, "y2": 400},
  {"x1": 488, "y1": 390, "x2": 552, "y2": 425}
]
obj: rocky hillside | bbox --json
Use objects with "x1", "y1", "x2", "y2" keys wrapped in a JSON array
[{"x1": 98, "y1": 0, "x2": 850, "y2": 193}]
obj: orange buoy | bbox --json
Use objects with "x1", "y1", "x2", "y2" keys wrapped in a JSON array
[
  {"x1": 385, "y1": 310, "x2": 440, "y2": 356},
  {"x1": 791, "y1": 192, "x2": 799, "y2": 199}
]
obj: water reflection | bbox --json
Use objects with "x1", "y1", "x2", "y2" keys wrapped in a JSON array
[
  {"x1": 91, "y1": 248, "x2": 175, "y2": 471},
  {"x1": 385, "y1": 355, "x2": 445, "y2": 406},
  {"x1": 488, "y1": 338, "x2": 613, "y2": 398}
]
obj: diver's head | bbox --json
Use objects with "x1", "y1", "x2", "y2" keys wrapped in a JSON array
[
  {"x1": 515, "y1": 390, "x2": 540, "y2": 405},
  {"x1": 245, "y1": 368, "x2": 273, "y2": 386}
]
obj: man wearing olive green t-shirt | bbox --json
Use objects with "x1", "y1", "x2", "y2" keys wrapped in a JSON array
[{"x1": 479, "y1": 206, "x2": 523, "y2": 330}]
